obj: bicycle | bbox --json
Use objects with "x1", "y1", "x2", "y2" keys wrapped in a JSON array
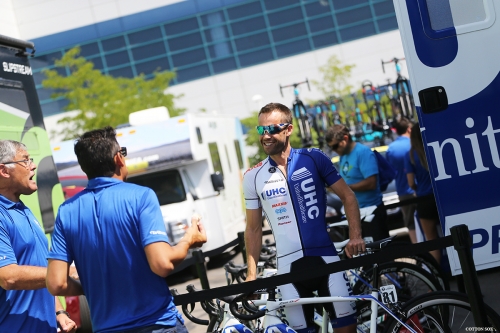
[
  {"x1": 381, "y1": 58, "x2": 416, "y2": 121},
  {"x1": 186, "y1": 239, "x2": 425, "y2": 333},
  {"x1": 361, "y1": 80, "x2": 394, "y2": 144},
  {"x1": 351, "y1": 92, "x2": 384, "y2": 146},
  {"x1": 279, "y1": 79, "x2": 313, "y2": 148},
  {"x1": 312, "y1": 102, "x2": 330, "y2": 149}
]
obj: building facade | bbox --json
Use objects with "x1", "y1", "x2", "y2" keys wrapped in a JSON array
[{"x1": 0, "y1": 0, "x2": 409, "y2": 134}]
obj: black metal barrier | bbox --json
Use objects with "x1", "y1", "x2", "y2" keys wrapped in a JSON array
[{"x1": 172, "y1": 224, "x2": 490, "y2": 328}]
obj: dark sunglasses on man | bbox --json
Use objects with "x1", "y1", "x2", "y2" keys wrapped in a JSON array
[
  {"x1": 117, "y1": 147, "x2": 127, "y2": 157},
  {"x1": 256, "y1": 123, "x2": 290, "y2": 135}
]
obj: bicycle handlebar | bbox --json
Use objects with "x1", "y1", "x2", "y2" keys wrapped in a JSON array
[
  {"x1": 381, "y1": 57, "x2": 406, "y2": 74},
  {"x1": 279, "y1": 79, "x2": 310, "y2": 97},
  {"x1": 229, "y1": 294, "x2": 266, "y2": 320}
]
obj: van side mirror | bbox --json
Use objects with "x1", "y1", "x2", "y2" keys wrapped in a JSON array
[{"x1": 211, "y1": 172, "x2": 225, "y2": 192}]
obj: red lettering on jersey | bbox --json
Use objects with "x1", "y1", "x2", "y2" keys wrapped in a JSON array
[
  {"x1": 272, "y1": 202, "x2": 287, "y2": 208},
  {"x1": 244, "y1": 161, "x2": 263, "y2": 175}
]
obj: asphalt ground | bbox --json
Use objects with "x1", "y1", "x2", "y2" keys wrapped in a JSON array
[{"x1": 167, "y1": 244, "x2": 500, "y2": 333}]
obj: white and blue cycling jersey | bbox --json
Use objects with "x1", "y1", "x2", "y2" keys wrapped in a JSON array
[{"x1": 243, "y1": 148, "x2": 342, "y2": 268}]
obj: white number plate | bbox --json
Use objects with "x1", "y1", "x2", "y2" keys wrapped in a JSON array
[{"x1": 379, "y1": 285, "x2": 398, "y2": 304}]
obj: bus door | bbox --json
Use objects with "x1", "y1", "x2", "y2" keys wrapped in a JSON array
[{"x1": 393, "y1": 0, "x2": 500, "y2": 275}]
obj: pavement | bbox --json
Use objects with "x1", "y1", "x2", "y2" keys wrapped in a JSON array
[{"x1": 168, "y1": 246, "x2": 500, "y2": 333}]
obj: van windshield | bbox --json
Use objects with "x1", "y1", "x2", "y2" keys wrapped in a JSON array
[{"x1": 128, "y1": 169, "x2": 186, "y2": 205}]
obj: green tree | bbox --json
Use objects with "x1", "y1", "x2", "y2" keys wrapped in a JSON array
[
  {"x1": 312, "y1": 55, "x2": 355, "y2": 99},
  {"x1": 42, "y1": 47, "x2": 184, "y2": 140},
  {"x1": 241, "y1": 112, "x2": 303, "y2": 166}
]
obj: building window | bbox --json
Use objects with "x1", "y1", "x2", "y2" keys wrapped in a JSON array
[
  {"x1": 312, "y1": 31, "x2": 339, "y2": 48},
  {"x1": 168, "y1": 32, "x2": 203, "y2": 52},
  {"x1": 336, "y1": 6, "x2": 372, "y2": 26},
  {"x1": 276, "y1": 38, "x2": 310, "y2": 57},
  {"x1": 131, "y1": 42, "x2": 166, "y2": 61},
  {"x1": 340, "y1": 22, "x2": 376, "y2": 42},
  {"x1": 101, "y1": 36, "x2": 126, "y2": 52},
  {"x1": 227, "y1": 2, "x2": 262, "y2": 20},
  {"x1": 231, "y1": 16, "x2": 266, "y2": 36},
  {"x1": 135, "y1": 57, "x2": 170, "y2": 75},
  {"x1": 268, "y1": 7, "x2": 303, "y2": 27},
  {"x1": 164, "y1": 17, "x2": 199, "y2": 35},
  {"x1": 172, "y1": 48, "x2": 206, "y2": 67},
  {"x1": 333, "y1": 0, "x2": 369, "y2": 10},
  {"x1": 176, "y1": 64, "x2": 210, "y2": 82},
  {"x1": 308, "y1": 16, "x2": 335, "y2": 33},
  {"x1": 239, "y1": 48, "x2": 273, "y2": 67},
  {"x1": 128, "y1": 27, "x2": 162, "y2": 46},
  {"x1": 235, "y1": 32, "x2": 270, "y2": 52},
  {"x1": 272, "y1": 22, "x2": 307, "y2": 42},
  {"x1": 105, "y1": 51, "x2": 130, "y2": 67}
]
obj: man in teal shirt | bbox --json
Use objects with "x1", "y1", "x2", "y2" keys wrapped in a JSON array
[{"x1": 326, "y1": 125, "x2": 390, "y2": 241}]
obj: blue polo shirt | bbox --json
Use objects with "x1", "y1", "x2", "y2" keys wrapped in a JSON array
[
  {"x1": 0, "y1": 195, "x2": 57, "y2": 333},
  {"x1": 339, "y1": 143, "x2": 382, "y2": 207},
  {"x1": 48, "y1": 178, "x2": 182, "y2": 333},
  {"x1": 405, "y1": 151, "x2": 433, "y2": 197},
  {"x1": 386, "y1": 136, "x2": 415, "y2": 196}
]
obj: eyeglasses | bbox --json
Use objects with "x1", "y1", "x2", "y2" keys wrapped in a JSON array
[
  {"x1": 256, "y1": 123, "x2": 290, "y2": 135},
  {"x1": 328, "y1": 142, "x2": 341, "y2": 151},
  {"x1": 2, "y1": 158, "x2": 34, "y2": 168},
  {"x1": 117, "y1": 147, "x2": 127, "y2": 157}
]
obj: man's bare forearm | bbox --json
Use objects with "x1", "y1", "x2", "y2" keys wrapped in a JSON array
[
  {"x1": 0, "y1": 265, "x2": 47, "y2": 290},
  {"x1": 244, "y1": 227, "x2": 262, "y2": 280},
  {"x1": 343, "y1": 194, "x2": 363, "y2": 240}
]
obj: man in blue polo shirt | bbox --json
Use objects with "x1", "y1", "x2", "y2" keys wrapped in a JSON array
[
  {"x1": 326, "y1": 124, "x2": 390, "y2": 241},
  {"x1": 0, "y1": 140, "x2": 76, "y2": 332},
  {"x1": 46, "y1": 127, "x2": 207, "y2": 333},
  {"x1": 386, "y1": 118, "x2": 417, "y2": 243}
]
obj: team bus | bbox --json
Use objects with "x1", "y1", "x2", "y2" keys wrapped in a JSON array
[{"x1": 0, "y1": 34, "x2": 64, "y2": 235}]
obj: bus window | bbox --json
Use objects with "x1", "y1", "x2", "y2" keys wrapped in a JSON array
[{"x1": 128, "y1": 169, "x2": 186, "y2": 205}]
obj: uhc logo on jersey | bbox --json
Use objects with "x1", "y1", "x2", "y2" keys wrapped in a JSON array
[
  {"x1": 261, "y1": 187, "x2": 286, "y2": 200},
  {"x1": 291, "y1": 167, "x2": 319, "y2": 223}
]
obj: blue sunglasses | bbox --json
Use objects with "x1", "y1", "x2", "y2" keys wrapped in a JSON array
[{"x1": 256, "y1": 123, "x2": 290, "y2": 135}]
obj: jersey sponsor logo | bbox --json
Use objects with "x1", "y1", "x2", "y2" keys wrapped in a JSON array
[
  {"x1": 290, "y1": 167, "x2": 312, "y2": 181},
  {"x1": 150, "y1": 230, "x2": 167, "y2": 235},
  {"x1": 261, "y1": 187, "x2": 286, "y2": 200},
  {"x1": 269, "y1": 166, "x2": 276, "y2": 173},
  {"x1": 342, "y1": 161, "x2": 351, "y2": 176},
  {"x1": 2, "y1": 62, "x2": 32, "y2": 75},
  {"x1": 277, "y1": 215, "x2": 289, "y2": 220},
  {"x1": 265, "y1": 179, "x2": 283, "y2": 184},
  {"x1": 272, "y1": 202, "x2": 287, "y2": 208},
  {"x1": 292, "y1": 168, "x2": 319, "y2": 222},
  {"x1": 275, "y1": 207, "x2": 287, "y2": 214},
  {"x1": 277, "y1": 220, "x2": 291, "y2": 226}
]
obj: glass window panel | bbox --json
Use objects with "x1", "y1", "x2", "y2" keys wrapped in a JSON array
[
  {"x1": 33, "y1": 71, "x2": 46, "y2": 86},
  {"x1": 31, "y1": 51, "x2": 62, "y2": 70},
  {"x1": 374, "y1": 1, "x2": 396, "y2": 16},
  {"x1": 308, "y1": 16, "x2": 335, "y2": 32},
  {"x1": 128, "y1": 170, "x2": 186, "y2": 205},
  {"x1": 165, "y1": 17, "x2": 199, "y2": 35},
  {"x1": 212, "y1": 58, "x2": 237, "y2": 73},
  {"x1": 227, "y1": 2, "x2": 262, "y2": 20},
  {"x1": 201, "y1": 11, "x2": 225, "y2": 27},
  {"x1": 340, "y1": 22, "x2": 376, "y2": 41},
  {"x1": 312, "y1": 31, "x2": 339, "y2": 48},
  {"x1": 172, "y1": 48, "x2": 206, "y2": 67},
  {"x1": 128, "y1": 27, "x2": 162, "y2": 46},
  {"x1": 41, "y1": 100, "x2": 62, "y2": 117},
  {"x1": 37, "y1": 88, "x2": 54, "y2": 100},
  {"x1": 377, "y1": 16, "x2": 399, "y2": 32},
  {"x1": 235, "y1": 32, "x2": 270, "y2": 52},
  {"x1": 105, "y1": 51, "x2": 130, "y2": 67},
  {"x1": 209, "y1": 42, "x2": 233, "y2": 59},
  {"x1": 176, "y1": 64, "x2": 210, "y2": 82},
  {"x1": 90, "y1": 57, "x2": 104, "y2": 70},
  {"x1": 272, "y1": 22, "x2": 307, "y2": 42},
  {"x1": 268, "y1": 7, "x2": 303, "y2": 27},
  {"x1": 168, "y1": 32, "x2": 203, "y2": 52},
  {"x1": 263, "y1": 0, "x2": 299, "y2": 10},
  {"x1": 276, "y1": 38, "x2": 310, "y2": 57},
  {"x1": 231, "y1": 16, "x2": 266, "y2": 36},
  {"x1": 108, "y1": 66, "x2": 134, "y2": 78},
  {"x1": 132, "y1": 42, "x2": 166, "y2": 61},
  {"x1": 305, "y1": 2, "x2": 331, "y2": 17},
  {"x1": 333, "y1": 0, "x2": 368, "y2": 10},
  {"x1": 79, "y1": 43, "x2": 99, "y2": 57},
  {"x1": 204, "y1": 26, "x2": 228, "y2": 42},
  {"x1": 238, "y1": 48, "x2": 273, "y2": 67},
  {"x1": 102, "y1": 36, "x2": 126, "y2": 52},
  {"x1": 336, "y1": 6, "x2": 372, "y2": 26},
  {"x1": 135, "y1": 57, "x2": 170, "y2": 75}
]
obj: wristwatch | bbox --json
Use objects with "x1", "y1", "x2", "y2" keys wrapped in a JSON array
[{"x1": 56, "y1": 310, "x2": 70, "y2": 318}]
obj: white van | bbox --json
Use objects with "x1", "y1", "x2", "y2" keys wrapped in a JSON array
[{"x1": 52, "y1": 110, "x2": 248, "y2": 255}]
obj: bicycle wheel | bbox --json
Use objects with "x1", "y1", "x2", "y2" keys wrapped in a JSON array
[
  {"x1": 352, "y1": 261, "x2": 442, "y2": 301},
  {"x1": 383, "y1": 291, "x2": 500, "y2": 333},
  {"x1": 385, "y1": 241, "x2": 450, "y2": 291},
  {"x1": 396, "y1": 79, "x2": 415, "y2": 120}
]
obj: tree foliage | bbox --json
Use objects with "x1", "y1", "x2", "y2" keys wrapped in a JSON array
[
  {"x1": 42, "y1": 47, "x2": 184, "y2": 140},
  {"x1": 312, "y1": 55, "x2": 355, "y2": 99},
  {"x1": 241, "y1": 112, "x2": 304, "y2": 166}
]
